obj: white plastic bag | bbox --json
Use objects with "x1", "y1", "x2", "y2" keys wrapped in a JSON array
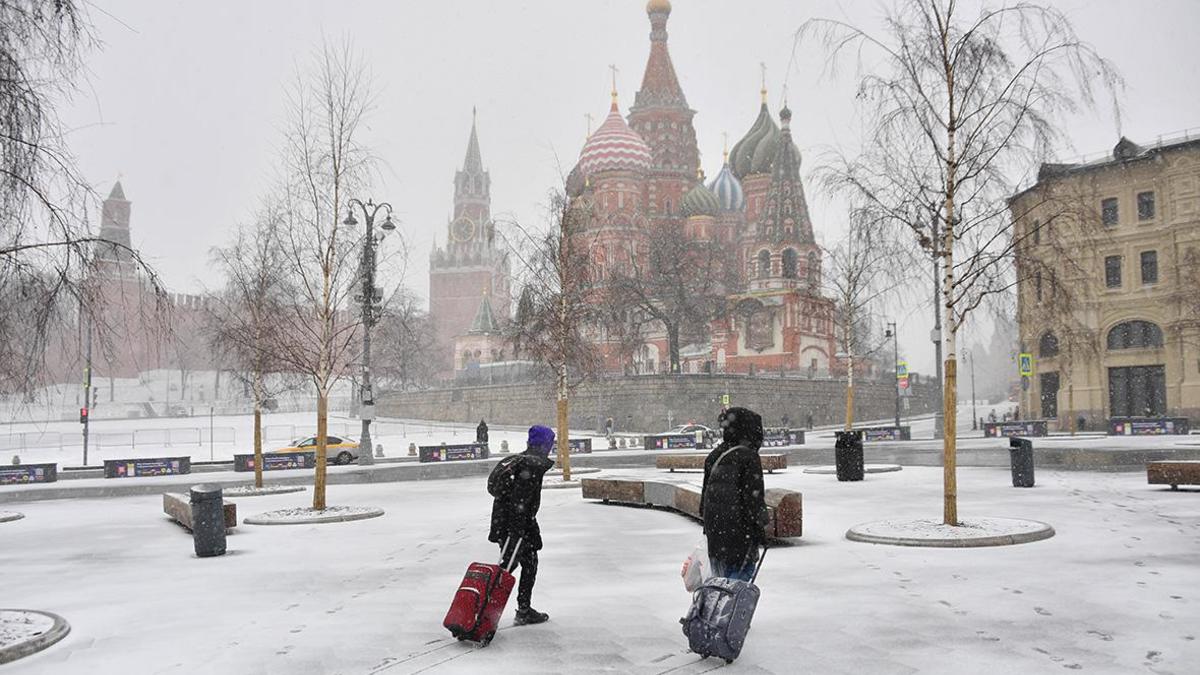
[{"x1": 681, "y1": 538, "x2": 710, "y2": 592}]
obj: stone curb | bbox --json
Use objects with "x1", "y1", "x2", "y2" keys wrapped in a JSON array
[
  {"x1": 0, "y1": 511, "x2": 25, "y2": 524},
  {"x1": 543, "y1": 480, "x2": 583, "y2": 490},
  {"x1": 222, "y1": 486, "x2": 307, "y2": 497},
  {"x1": 845, "y1": 519, "x2": 1056, "y2": 548},
  {"x1": 0, "y1": 609, "x2": 71, "y2": 665},
  {"x1": 803, "y1": 464, "x2": 903, "y2": 475},
  {"x1": 243, "y1": 506, "x2": 384, "y2": 526}
]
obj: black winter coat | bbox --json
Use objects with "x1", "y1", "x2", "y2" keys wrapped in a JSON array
[
  {"x1": 700, "y1": 407, "x2": 769, "y2": 567},
  {"x1": 487, "y1": 452, "x2": 554, "y2": 550}
]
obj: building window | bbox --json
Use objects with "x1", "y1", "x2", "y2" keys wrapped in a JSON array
[
  {"x1": 1137, "y1": 191, "x2": 1155, "y2": 220},
  {"x1": 1101, "y1": 198, "x2": 1119, "y2": 227},
  {"x1": 1035, "y1": 271, "x2": 1043, "y2": 302},
  {"x1": 1140, "y1": 250, "x2": 1158, "y2": 284},
  {"x1": 757, "y1": 250, "x2": 771, "y2": 278},
  {"x1": 1106, "y1": 320, "x2": 1164, "y2": 350},
  {"x1": 1032, "y1": 219, "x2": 1041, "y2": 245},
  {"x1": 1038, "y1": 332, "x2": 1059, "y2": 358},
  {"x1": 806, "y1": 252, "x2": 818, "y2": 286},
  {"x1": 781, "y1": 248, "x2": 798, "y2": 278},
  {"x1": 1104, "y1": 255, "x2": 1122, "y2": 288}
]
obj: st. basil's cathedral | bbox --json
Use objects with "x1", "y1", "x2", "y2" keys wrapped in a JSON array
[{"x1": 430, "y1": 0, "x2": 836, "y2": 377}]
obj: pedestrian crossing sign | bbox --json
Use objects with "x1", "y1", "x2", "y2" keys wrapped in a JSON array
[{"x1": 1018, "y1": 353, "x2": 1034, "y2": 377}]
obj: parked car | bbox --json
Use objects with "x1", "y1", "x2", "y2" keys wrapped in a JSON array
[
  {"x1": 271, "y1": 436, "x2": 360, "y2": 465},
  {"x1": 664, "y1": 424, "x2": 718, "y2": 447}
]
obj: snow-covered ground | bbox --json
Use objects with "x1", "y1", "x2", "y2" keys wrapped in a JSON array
[{"x1": 2, "y1": 465, "x2": 1197, "y2": 673}]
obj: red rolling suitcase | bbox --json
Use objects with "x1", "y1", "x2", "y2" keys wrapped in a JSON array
[{"x1": 443, "y1": 537, "x2": 522, "y2": 645}]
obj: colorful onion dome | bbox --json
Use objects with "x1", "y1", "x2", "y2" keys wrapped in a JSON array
[
  {"x1": 682, "y1": 179, "x2": 720, "y2": 217},
  {"x1": 729, "y1": 101, "x2": 778, "y2": 179},
  {"x1": 576, "y1": 99, "x2": 653, "y2": 177},
  {"x1": 708, "y1": 160, "x2": 744, "y2": 212}
]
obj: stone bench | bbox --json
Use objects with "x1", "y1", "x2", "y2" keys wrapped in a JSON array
[
  {"x1": 162, "y1": 492, "x2": 237, "y2": 530},
  {"x1": 655, "y1": 453, "x2": 788, "y2": 474},
  {"x1": 1147, "y1": 461, "x2": 1200, "y2": 490},
  {"x1": 580, "y1": 476, "x2": 801, "y2": 538}
]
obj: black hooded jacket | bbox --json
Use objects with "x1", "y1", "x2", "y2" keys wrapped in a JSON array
[
  {"x1": 700, "y1": 407, "x2": 770, "y2": 566},
  {"x1": 487, "y1": 450, "x2": 554, "y2": 550}
]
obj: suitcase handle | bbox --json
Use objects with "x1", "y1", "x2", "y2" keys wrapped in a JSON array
[
  {"x1": 750, "y1": 545, "x2": 767, "y2": 585},
  {"x1": 498, "y1": 536, "x2": 524, "y2": 573}
]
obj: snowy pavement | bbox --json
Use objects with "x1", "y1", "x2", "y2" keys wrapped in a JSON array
[{"x1": 2, "y1": 465, "x2": 1198, "y2": 674}]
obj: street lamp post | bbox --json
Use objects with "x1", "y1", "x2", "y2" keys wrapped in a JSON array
[
  {"x1": 969, "y1": 349, "x2": 978, "y2": 431},
  {"x1": 344, "y1": 199, "x2": 396, "y2": 467},
  {"x1": 885, "y1": 322, "x2": 900, "y2": 430}
]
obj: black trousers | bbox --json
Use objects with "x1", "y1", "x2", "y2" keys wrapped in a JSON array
[{"x1": 500, "y1": 543, "x2": 538, "y2": 609}]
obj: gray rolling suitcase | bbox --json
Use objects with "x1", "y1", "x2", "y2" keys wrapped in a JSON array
[{"x1": 680, "y1": 547, "x2": 766, "y2": 663}]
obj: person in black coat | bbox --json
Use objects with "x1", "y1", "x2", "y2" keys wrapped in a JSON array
[
  {"x1": 700, "y1": 406, "x2": 769, "y2": 581},
  {"x1": 487, "y1": 424, "x2": 555, "y2": 625},
  {"x1": 476, "y1": 419, "x2": 489, "y2": 445}
]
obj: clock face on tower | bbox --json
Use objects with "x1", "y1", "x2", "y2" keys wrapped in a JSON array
[{"x1": 451, "y1": 217, "x2": 476, "y2": 243}]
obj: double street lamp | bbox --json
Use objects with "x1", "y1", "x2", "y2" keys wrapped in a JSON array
[{"x1": 344, "y1": 198, "x2": 396, "y2": 466}]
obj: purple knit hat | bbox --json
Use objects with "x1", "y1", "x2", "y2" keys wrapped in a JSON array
[{"x1": 527, "y1": 425, "x2": 556, "y2": 454}]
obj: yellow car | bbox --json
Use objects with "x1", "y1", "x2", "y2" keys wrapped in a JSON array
[{"x1": 272, "y1": 436, "x2": 360, "y2": 465}]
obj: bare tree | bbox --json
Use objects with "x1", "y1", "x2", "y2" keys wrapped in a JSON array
[
  {"x1": 207, "y1": 204, "x2": 295, "y2": 488},
  {"x1": 605, "y1": 223, "x2": 735, "y2": 374},
  {"x1": 1, "y1": 1, "x2": 164, "y2": 396},
  {"x1": 826, "y1": 209, "x2": 900, "y2": 429},
  {"x1": 800, "y1": 0, "x2": 1121, "y2": 524},
  {"x1": 372, "y1": 289, "x2": 438, "y2": 392},
  {"x1": 505, "y1": 192, "x2": 603, "y2": 481},
  {"x1": 267, "y1": 41, "x2": 374, "y2": 510}
]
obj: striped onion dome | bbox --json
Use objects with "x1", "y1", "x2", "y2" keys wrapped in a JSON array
[
  {"x1": 682, "y1": 180, "x2": 720, "y2": 217},
  {"x1": 729, "y1": 101, "x2": 778, "y2": 179},
  {"x1": 708, "y1": 161, "x2": 744, "y2": 212},
  {"x1": 576, "y1": 100, "x2": 653, "y2": 177}
]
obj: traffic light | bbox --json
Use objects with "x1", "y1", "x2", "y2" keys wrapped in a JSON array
[{"x1": 80, "y1": 407, "x2": 89, "y2": 424}]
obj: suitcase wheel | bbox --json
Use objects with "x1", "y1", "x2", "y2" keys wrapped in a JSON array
[{"x1": 482, "y1": 631, "x2": 495, "y2": 646}]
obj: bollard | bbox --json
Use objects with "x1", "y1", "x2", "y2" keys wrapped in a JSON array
[
  {"x1": 1008, "y1": 437, "x2": 1035, "y2": 487},
  {"x1": 190, "y1": 484, "x2": 227, "y2": 557},
  {"x1": 834, "y1": 430, "x2": 864, "y2": 482},
  {"x1": 408, "y1": 442, "x2": 417, "y2": 456},
  {"x1": 500, "y1": 440, "x2": 509, "y2": 453},
  {"x1": 609, "y1": 436, "x2": 618, "y2": 450},
  {"x1": 375, "y1": 443, "x2": 384, "y2": 458}
]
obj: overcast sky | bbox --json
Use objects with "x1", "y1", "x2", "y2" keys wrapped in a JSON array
[{"x1": 63, "y1": 0, "x2": 1200, "y2": 374}]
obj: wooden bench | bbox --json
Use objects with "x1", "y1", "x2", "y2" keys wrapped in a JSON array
[
  {"x1": 1147, "y1": 461, "x2": 1200, "y2": 490},
  {"x1": 580, "y1": 477, "x2": 801, "y2": 538},
  {"x1": 162, "y1": 492, "x2": 237, "y2": 530},
  {"x1": 656, "y1": 453, "x2": 787, "y2": 474}
]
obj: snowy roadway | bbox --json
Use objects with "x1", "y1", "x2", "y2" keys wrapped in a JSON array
[{"x1": 2, "y1": 465, "x2": 1198, "y2": 673}]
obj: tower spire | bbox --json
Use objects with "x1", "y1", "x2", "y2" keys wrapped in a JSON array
[
  {"x1": 722, "y1": 132, "x2": 729, "y2": 163},
  {"x1": 609, "y1": 63, "x2": 620, "y2": 107},
  {"x1": 760, "y1": 62, "x2": 768, "y2": 104}
]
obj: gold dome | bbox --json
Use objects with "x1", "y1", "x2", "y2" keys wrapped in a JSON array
[{"x1": 646, "y1": 0, "x2": 671, "y2": 14}]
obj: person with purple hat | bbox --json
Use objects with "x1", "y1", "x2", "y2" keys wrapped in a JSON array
[{"x1": 486, "y1": 424, "x2": 556, "y2": 625}]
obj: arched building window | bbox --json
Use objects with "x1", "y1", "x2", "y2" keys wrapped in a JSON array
[
  {"x1": 1106, "y1": 320, "x2": 1164, "y2": 350},
  {"x1": 806, "y1": 252, "x2": 818, "y2": 286},
  {"x1": 782, "y1": 248, "x2": 798, "y2": 278},
  {"x1": 757, "y1": 250, "x2": 771, "y2": 278},
  {"x1": 1039, "y1": 332, "x2": 1059, "y2": 357}
]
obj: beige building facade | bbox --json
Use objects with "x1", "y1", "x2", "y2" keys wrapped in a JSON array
[{"x1": 1012, "y1": 135, "x2": 1200, "y2": 429}]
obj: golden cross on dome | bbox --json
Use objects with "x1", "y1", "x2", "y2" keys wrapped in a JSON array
[
  {"x1": 722, "y1": 132, "x2": 729, "y2": 162},
  {"x1": 585, "y1": 112, "x2": 594, "y2": 138},
  {"x1": 760, "y1": 62, "x2": 768, "y2": 103},
  {"x1": 608, "y1": 64, "x2": 620, "y2": 103}
]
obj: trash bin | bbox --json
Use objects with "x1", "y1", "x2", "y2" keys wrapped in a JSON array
[
  {"x1": 834, "y1": 430, "x2": 864, "y2": 482},
  {"x1": 190, "y1": 484, "x2": 227, "y2": 557},
  {"x1": 1008, "y1": 437, "x2": 1035, "y2": 488}
]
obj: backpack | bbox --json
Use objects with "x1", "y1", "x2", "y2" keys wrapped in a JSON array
[{"x1": 487, "y1": 455, "x2": 522, "y2": 498}]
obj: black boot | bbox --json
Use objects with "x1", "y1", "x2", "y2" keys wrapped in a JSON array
[{"x1": 514, "y1": 607, "x2": 549, "y2": 625}]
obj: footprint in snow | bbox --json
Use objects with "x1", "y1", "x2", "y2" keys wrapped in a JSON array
[
  {"x1": 1034, "y1": 607, "x2": 1052, "y2": 616},
  {"x1": 1086, "y1": 630, "x2": 1113, "y2": 642}
]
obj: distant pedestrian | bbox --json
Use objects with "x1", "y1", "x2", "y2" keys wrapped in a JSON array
[
  {"x1": 781, "y1": 414, "x2": 790, "y2": 429},
  {"x1": 476, "y1": 419, "x2": 489, "y2": 445},
  {"x1": 486, "y1": 425, "x2": 556, "y2": 625},
  {"x1": 605, "y1": 417, "x2": 614, "y2": 437},
  {"x1": 805, "y1": 412, "x2": 813, "y2": 430},
  {"x1": 700, "y1": 407, "x2": 769, "y2": 581}
]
